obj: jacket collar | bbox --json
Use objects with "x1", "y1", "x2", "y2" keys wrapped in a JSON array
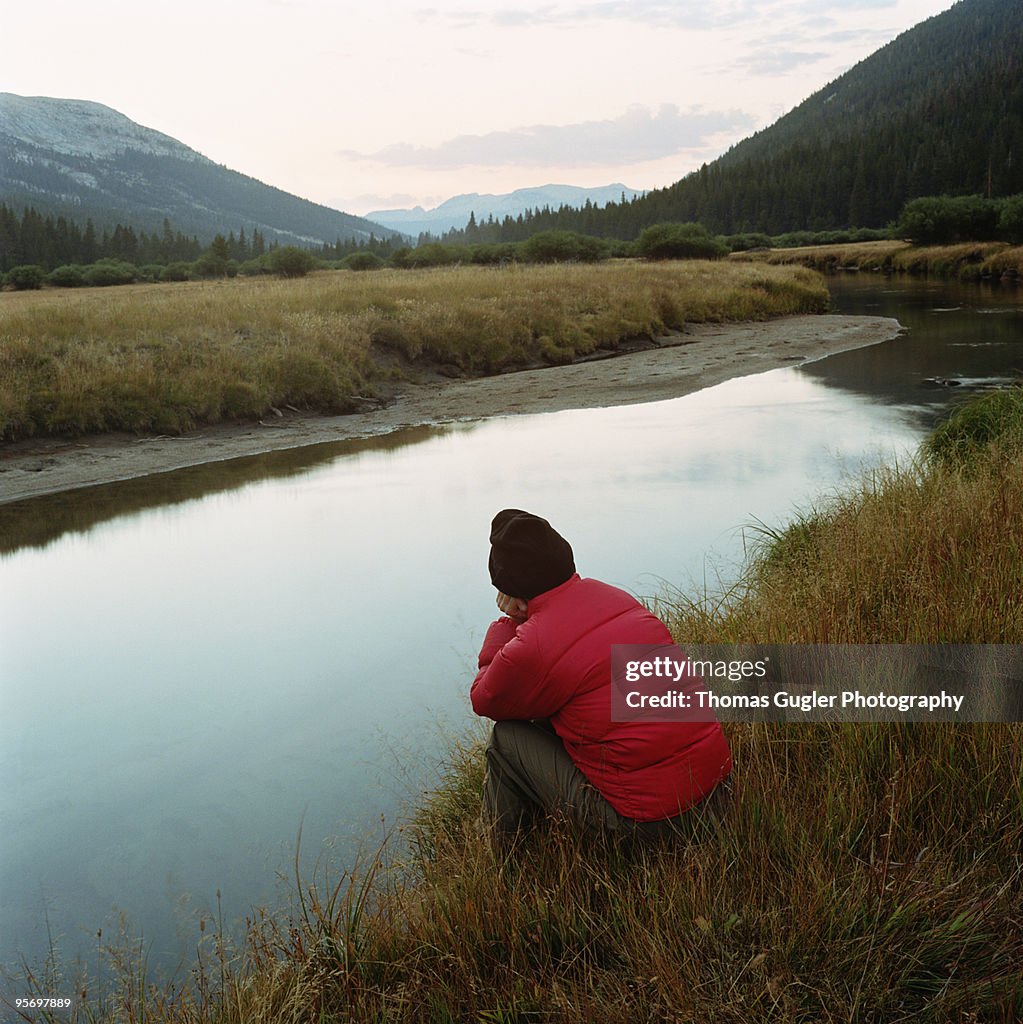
[{"x1": 527, "y1": 572, "x2": 581, "y2": 613}]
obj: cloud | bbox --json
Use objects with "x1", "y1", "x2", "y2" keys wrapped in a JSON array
[
  {"x1": 421, "y1": 0, "x2": 907, "y2": 33},
  {"x1": 792, "y1": 0, "x2": 896, "y2": 10},
  {"x1": 338, "y1": 104, "x2": 757, "y2": 169},
  {"x1": 814, "y1": 27, "x2": 888, "y2": 44},
  {"x1": 490, "y1": 4, "x2": 561, "y2": 26},
  {"x1": 419, "y1": 1, "x2": 853, "y2": 31},
  {"x1": 431, "y1": 1, "x2": 757, "y2": 30},
  {"x1": 737, "y1": 48, "x2": 828, "y2": 74}
]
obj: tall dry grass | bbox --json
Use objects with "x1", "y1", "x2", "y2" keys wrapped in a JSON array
[
  {"x1": 35, "y1": 723, "x2": 1020, "y2": 1022},
  {"x1": 11, "y1": 396, "x2": 1023, "y2": 1023},
  {"x1": 0, "y1": 261, "x2": 828, "y2": 441},
  {"x1": 734, "y1": 239, "x2": 1023, "y2": 280}
]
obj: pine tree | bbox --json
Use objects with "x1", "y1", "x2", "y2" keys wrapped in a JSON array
[
  {"x1": 0, "y1": 205, "x2": 22, "y2": 271},
  {"x1": 210, "y1": 234, "x2": 230, "y2": 262},
  {"x1": 83, "y1": 219, "x2": 98, "y2": 264}
]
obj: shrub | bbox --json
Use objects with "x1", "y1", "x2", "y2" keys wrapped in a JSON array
[
  {"x1": 468, "y1": 243, "x2": 519, "y2": 266},
  {"x1": 570, "y1": 234, "x2": 609, "y2": 263},
  {"x1": 342, "y1": 251, "x2": 385, "y2": 272},
  {"x1": 267, "y1": 246, "x2": 319, "y2": 278},
  {"x1": 520, "y1": 230, "x2": 609, "y2": 264},
  {"x1": 389, "y1": 247, "x2": 413, "y2": 269},
  {"x1": 897, "y1": 195, "x2": 1002, "y2": 244},
  {"x1": 161, "y1": 262, "x2": 194, "y2": 282},
  {"x1": 46, "y1": 264, "x2": 85, "y2": 288},
  {"x1": 5, "y1": 264, "x2": 46, "y2": 290},
  {"x1": 726, "y1": 233, "x2": 774, "y2": 252},
  {"x1": 772, "y1": 230, "x2": 819, "y2": 249},
  {"x1": 82, "y1": 259, "x2": 137, "y2": 287},
  {"x1": 399, "y1": 243, "x2": 462, "y2": 269},
  {"x1": 635, "y1": 222, "x2": 728, "y2": 260},
  {"x1": 237, "y1": 256, "x2": 270, "y2": 277},
  {"x1": 998, "y1": 195, "x2": 1023, "y2": 244},
  {"x1": 193, "y1": 252, "x2": 229, "y2": 279}
]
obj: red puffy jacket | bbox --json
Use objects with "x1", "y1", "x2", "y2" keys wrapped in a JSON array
[{"x1": 471, "y1": 573, "x2": 732, "y2": 821}]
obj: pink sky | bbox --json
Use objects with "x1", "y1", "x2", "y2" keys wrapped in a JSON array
[{"x1": 6, "y1": 0, "x2": 956, "y2": 215}]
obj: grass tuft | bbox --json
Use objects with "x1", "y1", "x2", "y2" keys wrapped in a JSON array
[{"x1": 922, "y1": 386, "x2": 1023, "y2": 470}]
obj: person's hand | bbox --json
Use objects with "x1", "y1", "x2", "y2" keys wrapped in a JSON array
[{"x1": 496, "y1": 591, "x2": 528, "y2": 623}]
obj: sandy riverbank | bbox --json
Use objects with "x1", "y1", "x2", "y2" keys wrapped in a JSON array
[{"x1": 0, "y1": 314, "x2": 902, "y2": 505}]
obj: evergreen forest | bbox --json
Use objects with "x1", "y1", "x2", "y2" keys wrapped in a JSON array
[{"x1": 0, "y1": 204, "x2": 402, "y2": 277}]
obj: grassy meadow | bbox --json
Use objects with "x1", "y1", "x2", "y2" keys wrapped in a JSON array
[
  {"x1": 20, "y1": 392, "x2": 1023, "y2": 1023},
  {"x1": 732, "y1": 238, "x2": 1023, "y2": 281},
  {"x1": 0, "y1": 260, "x2": 828, "y2": 442}
]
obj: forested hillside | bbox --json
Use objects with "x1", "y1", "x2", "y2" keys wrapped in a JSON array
[
  {"x1": 442, "y1": 0, "x2": 1022, "y2": 242},
  {"x1": 672, "y1": 0, "x2": 1022, "y2": 233}
]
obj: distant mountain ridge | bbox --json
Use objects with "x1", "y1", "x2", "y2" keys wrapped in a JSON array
[
  {"x1": 0, "y1": 93, "x2": 393, "y2": 246},
  {"x1": 368, "y1": 184, "x2": 644, "y2": 237}
]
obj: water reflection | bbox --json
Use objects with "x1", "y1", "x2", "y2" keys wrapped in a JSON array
[
  {"x1": 805, "y1": 275, "x2": 1023, "y2": 425},
  {"x1": 0, "y1": 425, "x2": 449, "y2": 555}
]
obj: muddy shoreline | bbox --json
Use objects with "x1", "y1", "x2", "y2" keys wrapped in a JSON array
[{"x1": 0, "y1": 314, "x2": 903, "y2": 506}]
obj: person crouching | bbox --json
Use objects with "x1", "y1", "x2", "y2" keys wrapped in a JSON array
[{"x1": 471, "y1": 508, "x2": 733, "y2": 845}]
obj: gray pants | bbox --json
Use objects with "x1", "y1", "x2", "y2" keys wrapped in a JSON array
[{"x1": 482, "y1": 719, "x2": 732, "y2": 844}]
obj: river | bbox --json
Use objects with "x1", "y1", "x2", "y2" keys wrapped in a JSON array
[{"x1": 1, "y1": 274, "x2": 1020, "y2": 984}]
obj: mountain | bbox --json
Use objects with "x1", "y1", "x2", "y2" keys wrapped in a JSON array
[
  {"x1": 662, "y1": 0, "x2": 1023, "y2": 234},
  {"x1": 368, "y1": 184, "x2": 644, "y2": 238},
  {"x1": 457, "y1": 0, "x2": 1021, "y2": 241},
  {"x1": 0, "y1": 93, "x2": 393, "y2": 246}
]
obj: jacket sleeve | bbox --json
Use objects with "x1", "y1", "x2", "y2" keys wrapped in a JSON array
[{"x1": 470, "y1": 617, "x2": 567, "y2": 721}]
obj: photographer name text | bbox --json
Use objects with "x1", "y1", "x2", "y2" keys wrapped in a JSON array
[{"x1": 624, "y1": 688, "x2": 965, "y2": 714}]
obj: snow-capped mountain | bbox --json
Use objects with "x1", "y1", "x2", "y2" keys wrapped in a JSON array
[{"x1": 0, "y1": 93, "x2": 392, "y2": 244}]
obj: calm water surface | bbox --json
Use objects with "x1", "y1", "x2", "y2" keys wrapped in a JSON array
[{"x1": 1, "y1": 276, "x2": 1020, "y2": 980}]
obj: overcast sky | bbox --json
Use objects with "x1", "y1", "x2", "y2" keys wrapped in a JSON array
[{"x1": 6, "y1": 0, "x2": 955, "y2": 215}]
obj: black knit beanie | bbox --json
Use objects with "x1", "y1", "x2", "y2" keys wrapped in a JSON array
[{"x1": 488, "y1": 509, "x2": 575, "y2": 600}]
